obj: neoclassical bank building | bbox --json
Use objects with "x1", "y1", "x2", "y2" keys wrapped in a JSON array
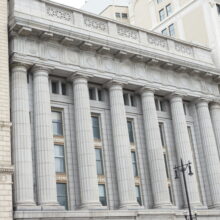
[{"x1": 9, "y1": 0, "x2": 220, "y2": 219}]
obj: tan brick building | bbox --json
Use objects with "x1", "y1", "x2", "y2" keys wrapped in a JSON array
[{"x1": 0, "y1": 0, "x2": 13, "y2": 219}]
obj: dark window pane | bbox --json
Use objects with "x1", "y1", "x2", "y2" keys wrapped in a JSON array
[
  {"x1": 95, "y1": 148, "x2": 104, "y2": 175},
  {"x1": 163, "y1": 153, "x2": 169, "y2": 179},
  {"x1": 99, "y1": 184, "x2": 107, "y2": 206},
  {"x1": 168, "y1": 185, "x2": 173, "y2": 204},
  {"x1": 57, "y1": 183, "x2": 68, "y2": 209},
  {"x1": 159, "y1": 123, "x2": 165, "y2": 147},
  {"x1": 89, "y1": 88, "x2": 96, "y2": 100},
  {"x1": 98, "y1": 89, "x2": 102, "y2": 101},
  {"x1": 217, "y1": 4, "x2": 220, "y2": 14},
  {"x1": 123, "y1": 94, "x2": 129, "y2": 106},
  {"x1": 92, "y1": 116, "x2": 101, "y2": 140},
  {"x1": 61, "y1": 83, "x2": 67, "y2": 95},
  {"x1": 135, "y1": 185, "x2": 142, "y2": 206},
  {"x1": 131, "y1": 151, "x2": 138, "y2": 176},
  {"x1": 127, "y1": 121, "x2": 134, "y2": 143},
  {"x1": 130, "y1": 95, "x2": 135, "y2": 106},
  {"x1": 122, "y1": 13, "x2": 128, "y2": 18},
  {"x1": 115, "y1": 12, "x2": 121, "y2": 18},
  {"x1": 52, "y1": 81, "x2": 59, "y2": 94}
]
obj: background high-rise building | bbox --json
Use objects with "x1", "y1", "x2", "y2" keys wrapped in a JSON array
[{"x1": 0, "y1": 0, "x2": 13, "y2": 220}]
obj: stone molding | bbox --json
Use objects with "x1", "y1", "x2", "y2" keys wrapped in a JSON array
[{"x1": 0, "y1": 166, "x2": 14, "y2": 174}]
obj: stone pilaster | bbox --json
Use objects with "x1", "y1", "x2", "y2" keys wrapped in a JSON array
[
  {"x1": 33, "y1": 66, "x2": 60, "y2": 210},
  {"x1": 11, "y1": 65, "x2": 36, "y2": 210},
  {"x1": 169, "y1": 94, "x2": 201, "y2": 207},
  {"x1": 72, "y1": 75, "x2": 101, "y2": 209},
  {"x1": 210, "y1": 102, "x2": 220, "y2": 156},
  {"x1": 196, "y1": 99, "x2": 220, "y2": 208},
  {"x1": 109, "y1": 82, "x2": 138, "y2": 209},
  {"x1": 141, "y1": 88, "x2": 172, "y2": 208}
]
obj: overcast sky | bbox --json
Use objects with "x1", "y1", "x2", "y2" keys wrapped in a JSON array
[{"x1": 51, "y1": 0, "x2": 86, "y2": 8}]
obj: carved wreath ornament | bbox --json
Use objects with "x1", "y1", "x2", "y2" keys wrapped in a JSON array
[
  {"x1": 47, "y1": 5, "x2": 72, "y2": 22},
  {"x1": 84, "y1": 16, "x2": 108, "y2": 32}
]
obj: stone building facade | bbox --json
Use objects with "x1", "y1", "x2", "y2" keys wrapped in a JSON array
[
  {"x1": 0, "y1": 0, "x2": 14, "y2": 220},
  {"x1": 9, "y1": 0, "x2": 220, "y2": 219}
]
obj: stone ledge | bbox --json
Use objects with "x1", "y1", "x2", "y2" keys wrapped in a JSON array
[{"x1": 0, "y1": 165, "x2": 14, "y2": 174}]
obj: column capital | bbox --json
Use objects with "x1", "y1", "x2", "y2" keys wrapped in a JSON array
[
  {"x1": 104, "y1": 78, "x2": 127, "y2": 89},
  {"x1": 137, "y1": 85, "x2": 158, "y2": 95},
  {"x1": 31, "y1": 64, "x2": 53, "y2": 76},
  {"x1": 210, "y1": 101, "x2": 220, "y2": 110},
  {"x1": 69, "y1": 70, "x2": 93, "y2": 82},
  {"x1": 194, "y1": 97, "x2": 210, "y2": 108},
  {"x1": 166, "y1": 91, "x2": 187, "y2": 101},
  {"x1": 11, "y1": 63, "x2": 28, "y2": 73}
]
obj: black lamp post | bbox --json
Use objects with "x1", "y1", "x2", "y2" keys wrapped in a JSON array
[{"x1": 174, "y1": 159, "x2": 197, "y2": 220}]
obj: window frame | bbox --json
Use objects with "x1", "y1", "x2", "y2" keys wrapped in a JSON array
[
  {"x1": 56, "y1": 183, "x2": 68, "y2": 209},
  {"x1": 52, "y1": 110, "x2": 64, "y2": 136},
  {"x1": 166, "y1": 4, "x2": 172, "y2": 16},
  {"x1": 95, "y1": 148, "x2": 104, "y2": 175},
  {"x1": 159, "y1": 8, "x2": 166, "y2": 21},
  {"x1": 98, "y1": 184, "x2": 107, "y2": 206},
  {"x1": 168, "y1": 23, "x2": 175, "y2": 36},
  {"x1": 135, "y1": 185, "x2": 142, "y2": 206},
  {"x1": 91, "y1": 115, "x2": 101, "y2": 141},
  {"x1": 131, "y1": 151, "x2": 138, "y2": 177},
  {"x1": 54, "y1": 144, "x2": 66, "y2": 173},
  {"x1": 161, "y1": 28, "x2": 168, "y2": 36}
]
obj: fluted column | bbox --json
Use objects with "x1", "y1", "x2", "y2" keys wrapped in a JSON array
[
  {"x1": 170, "y1": 94, "x2": 201, "y2": 207},
  {"x1": 210, "y1": 102, "x2": 220, "y2": 156},
  {"x1": 33, "y1": 66, "x2": 60, "y2": 210},
  {"x1": 141, "y1": 88, "x2": 172, "y2": 208},
  {"x1": 197, "y1": 99, "x2": 220, "y2": 208},
  {"x1": 72, "y1": 75, "x2": 101, "y2": 209},
  {"x1": 109, "y1": 82, "x2": 138, "y2": 209},
  {"x1": 11, "y1": 64, "x2": 36, "y2": 210}
]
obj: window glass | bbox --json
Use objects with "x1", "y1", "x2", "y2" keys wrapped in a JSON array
[
  {"x1": 57, "y1": 183, "x2": 68, "y2": 209},
  {"x1": 52, "y1": 81, "x2": 59, "y2": 94},
  {"x1": 159, "y1": 9, "x2": 165, "y2": 21},
  {"x1": 98, "y1": 89, "x2": 102, "y2": 101},
  {"x1": 95, "y1": 148, "x2": 104, "y2": 175},
  {"x1": 162, "y1": 28, "x2": 168, "y2": 36},
  {"x1": 166, "y1": 4, "x2": 172, "y2": 16},
  {"x1": 89, "y1": 88, "x2": 96, "y2": 100},
  {"x1": 122, "y1": 13, "x2": 128, "y2": 18},
  {"x1": 217, "y1": 4, "x2": 220, "y2": 15},
  {"x1": 115, "y1": 12, "x2": 121, "y2": 18},
  {"x1": 135, "y1": 185, "x2": 142, "y2": 205},
  {"x1": 123, "y1": 93, "x2": 129, "y2": 106},
  {"x1": 127, "y1": 121, "x2": 134, "y2": 143},
  {"x1": 159, "y1": 123, "x2": 166, "y2": 147},
  {"x1": 168, "y1": 185, "x2": 173, "y2": 204},
  {"x1": 131, "y1": 151, "x2": 138, "y2": 177},
  {"x1": 98, "y1": 184, "x2": 107, "y2": 206},
  {"x1": 130, "y1": 95, "x2": 135, "y2": 107},
  {"x1": 54, "y1": 145, "x2": 65, "y2": 173},
  {"x1": 52, "y1": 111, "x2": 63, "y2": 136},
  {"x1": 168, "y1": 23, "x2": 175, "y2": 36},
  {"x1": 61, "y1": 83, "x2": 67, "y2": 95},
  {"x1": 92, "y1": 116, "x2": 101, "y2": 140}
]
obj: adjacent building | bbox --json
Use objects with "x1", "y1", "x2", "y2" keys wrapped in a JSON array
[
  {"x1": 9, "y1": 0, "x2": 220, "y2": 219},
  {"x1": 0, "y1": 0, "x2": 14, "y2": 220}
]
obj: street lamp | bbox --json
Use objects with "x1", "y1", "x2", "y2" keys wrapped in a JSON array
[{"x1": 174, "y1": 159, "x2": 197, "y2": 220}]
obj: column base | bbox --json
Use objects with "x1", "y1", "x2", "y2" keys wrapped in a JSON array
[
  {"x1": 119, "y1": 201, "x2": 141, "y2": 210},
  {"x1": 40, "y1": 203, "x2": 65, "y2": 211},
  {"x1": 153, "y1": 202, "x2": 175, "y2": 209},
  {"x1": 183, "y1": 202, "x2": 205, "y2": 210},
  {"x1": 80, "y1": 201, "x2": 102, "y2": 210},
  {"x1": 209, "y1": 204, "x2": 220, "y2": 209},
  {"x1": 15, "y1": 204, "x2": 41, "y2": 211}
]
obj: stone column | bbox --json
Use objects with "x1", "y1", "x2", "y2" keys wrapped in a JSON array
[
  {"x1": 11, "y1": 64, "x2": 37, "y2": 210},
  {"x1": 197, "y1": 99, "x2": 220, "y2": 208},
  {"x1": 72, "y1": 75, "x2": 101, "y2": 209},
  {"x1": 141, "y1": 88, "x2": 172, "y2": 208},
  {"x1": 109, "y1": 82, "x2": 138, "y2": 209},
  {"x1": 210, "y1": 102, "x2": 220, "y2": 156},
  {"x1": 33, "y1": 66, "x2": 60, "y2": 210},
  {"x1": 169, "y1": 94, "x2": 201, "y2": 207}
]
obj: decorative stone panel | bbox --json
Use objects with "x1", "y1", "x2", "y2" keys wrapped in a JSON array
[
  {"x1": 147, "y1": 34, "x2": 168, "y2": 50},
  {"x1": 117, "y1": 25, "x2": 139, "y2": 41},
  {"x1": 175, "y1": 42, "x2": 194, "y2": 56},
  {"x1": 84, "y1": 16, "x2": 108, "y2": 33},
  {"x1": 46, "y1": 4, "x2": 73, "y2": 23}
]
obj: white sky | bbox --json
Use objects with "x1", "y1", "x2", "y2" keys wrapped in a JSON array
[{"x1": 51, "y1": 0, "x2": 86, "y2": 8}]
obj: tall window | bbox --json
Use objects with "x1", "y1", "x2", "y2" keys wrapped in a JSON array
[
  {"x1": 54, "y1": 145, "x2": 65, "y2": 173},
  {"x1": 162, "y1": 28, "x2": 168, "y2": 36},
  {"x1": 92, "y1": 116, "x2": 101, "y2": 140},
  {"x1": 127, "y1": 120, "x2": 134, "y2": 143},
  {"x1": 168, "y1": 185, "x2": 173, "y2": 204},
  {"x1": 98, "y1": 184, "x2": 107, "y2": 206},
  {"x1": 155, "y1": 97, "x2": 166, "y2": 111},
  {"x1": 159, "y1": 122, "x2": 166, "y2": 147},
  {"x1": 131, "y1": 151, "x2": 138, "y2": 177},
  {"x1": 95, "y1": 148, "x2": 104, "y2": 175},
  {"x1": 159, "y1": 9, "x2": 165, "y2": 21},
  {"x1": 135, "y1": 185, "x2": 142, "y2": 205},
  {"x1": 57, "y1": 183, "x2": 68, "y2": 209},
  {"x1": 168, "y1": 23, "x2": 175, "y2": 36},
  {"x1": 52, "y1": 81, "x2": 59, "y2": 94},
  {"x1": 61, "y1": 83, "x2": 67, "y2": 95},
  {"x1": 89, "y1": 87, "x2": 103, "y2": 101},
  {"x1": 123, "y1": 93, "x2": 136, "y2": 107},
  {"x1": 52, "y1": 111, "x2": 63, "y2": 136},
  {"x1": 166, "y1": 4, "x2": 172, "y2": 16},
  {"x1": 217, "y1": 4, "x2": 220, "y2": 15}
]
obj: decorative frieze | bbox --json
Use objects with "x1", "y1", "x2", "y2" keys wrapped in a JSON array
[
  {"x1": 175, "y1": 42, "x2": 193, "y2": 56},
  {"x1": 117, "y1": 25, "x2": 139, "y2": 40},
  {"x1": 46, "y1": 4, "x2": 72, "y2": 23},
  {"x1": 84, "y1": 16, "x2": 108, "y2": 33},
  {"x1": 148, "y1": 34, "x2": 168, "y2": 50}
]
